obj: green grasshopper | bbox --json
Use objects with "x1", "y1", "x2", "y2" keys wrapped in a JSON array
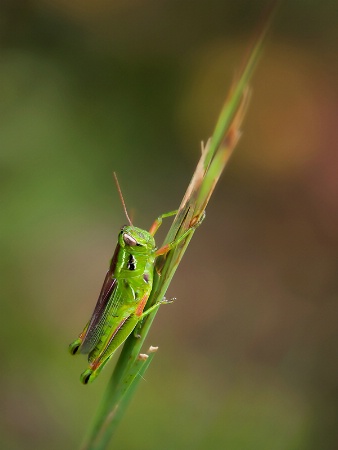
[{"x1": 69, "y1": 174, "x2": 203, "y2": 384}]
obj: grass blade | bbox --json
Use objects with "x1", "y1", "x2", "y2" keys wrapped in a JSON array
[{"x1": 80, "y1": 7, "x2": 276, "y2": 448}]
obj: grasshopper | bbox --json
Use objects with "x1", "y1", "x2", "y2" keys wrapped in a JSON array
[{"x1": 69, "y1": 174, "x2": 203, "y2": 384}]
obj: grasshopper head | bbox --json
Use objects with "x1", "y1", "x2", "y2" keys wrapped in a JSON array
[{"x1": 119, "y1": 226, "x2": 155, "y2": 253}]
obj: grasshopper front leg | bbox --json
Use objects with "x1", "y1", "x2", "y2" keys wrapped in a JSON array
[
  {"x1": 133, "y1": 297, "x2": 174, "y2": 338},
  {"x1": 155, "y1": 211, "x2": 205, "y2": 256},
  {"x1": 149, "y1": 210, "x2": 178, "y2": 236}
]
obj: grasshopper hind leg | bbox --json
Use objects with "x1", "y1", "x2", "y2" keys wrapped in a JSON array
[
  {"x1": 69, "y1": 338, "x2": 82, "y2": 355},
  {"x1": 68, "y1": 321, "x2": 90, "y2": 355},
  {"x1": 81, "y1": 369, "x2": 93, "y2": 385},
  {"x1": 80, "y1": 354, "x2": 114, "y2": 384}
]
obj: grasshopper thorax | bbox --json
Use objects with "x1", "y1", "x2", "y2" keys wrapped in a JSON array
[{"x1": 119, "y1": 226, "x2": 156, "y2": 254}]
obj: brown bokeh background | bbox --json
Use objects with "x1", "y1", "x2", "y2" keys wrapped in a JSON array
[{"x1": 1, "y1": 1, "x2": 338, "y2": 449}]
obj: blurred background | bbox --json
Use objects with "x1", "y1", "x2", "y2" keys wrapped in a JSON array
[{"x1": 1, "y1": 1, "x2": 338, "y2": 449}]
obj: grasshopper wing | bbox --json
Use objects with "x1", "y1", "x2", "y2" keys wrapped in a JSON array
[
  {"x1": 80, "y1": 245, "x2": 122, "y2": 354},
  {"x1": 80, "y1": 271, "x2": 118, "y2": 354}
]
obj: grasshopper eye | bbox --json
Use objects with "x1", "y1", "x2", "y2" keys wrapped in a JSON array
[{"x1": 123, "y1": 233, "x2": 137, "y2": 246}]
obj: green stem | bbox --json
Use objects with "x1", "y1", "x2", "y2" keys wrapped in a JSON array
[{"x1": 80, "y1": 7, "x2": 275, "y2": 448}]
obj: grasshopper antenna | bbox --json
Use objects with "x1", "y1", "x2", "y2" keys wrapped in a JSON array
[{"x1": 113, "y1": 172, "x2": 133, "y2": 227}]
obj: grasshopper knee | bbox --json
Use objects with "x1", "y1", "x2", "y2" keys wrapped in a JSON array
[
  {"x1": 81, "y1": 369, "x2": 94, "y2": 385},
  {"x1": 69, "y1": 338, "x2": 82, "y2": 355}
]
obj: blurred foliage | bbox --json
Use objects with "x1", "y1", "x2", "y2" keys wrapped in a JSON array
[{"x1": 1, "y1": 1, "x2": 338, "y2": 449}]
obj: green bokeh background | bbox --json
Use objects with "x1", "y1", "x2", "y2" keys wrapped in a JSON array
[{"x1": 1, "y1": 1, "x2": 338, "y2": 449}]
